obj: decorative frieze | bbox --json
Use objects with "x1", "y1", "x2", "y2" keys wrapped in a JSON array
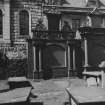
[{"x1": 43, "y1": 5, "x2": 61, "y2": 14}]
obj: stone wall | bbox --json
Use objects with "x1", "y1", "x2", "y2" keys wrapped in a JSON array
[{"x1": 10, "y1": 0, "x2": 43, "y2": 42}]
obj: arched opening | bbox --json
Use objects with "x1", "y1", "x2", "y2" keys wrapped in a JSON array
[{"x1": 0, "y1": 10, "x2": 3, "y2": 37}]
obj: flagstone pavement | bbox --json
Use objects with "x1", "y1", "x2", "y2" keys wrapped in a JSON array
[
  {"x1": 29, "y1": 78, "x2": 87, "y2": 105},
  {"x1": 0, "y1": 78, "x2": 87, "y2": 105}
]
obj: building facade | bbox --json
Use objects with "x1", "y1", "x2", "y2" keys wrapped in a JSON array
[{"x1": 1, "y1": 0, "x2": 105, "y2": 78}]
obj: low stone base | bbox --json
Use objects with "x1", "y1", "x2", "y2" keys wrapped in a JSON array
[{"x1": 34, "y1": 71, "x2": 43, "y2": 79}]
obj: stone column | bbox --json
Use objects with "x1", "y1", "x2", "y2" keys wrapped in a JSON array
[
  {"x1": 39, "y1": 48, "x2": 42, "y2": 72},
  {"x1": 84, "y1": 37, "x2": 89, "y2": 71},
  {"x1": 3, "y1": 0, "x2": 10, "y2": 43},
  {"x1": 67, "y1": 42, "x2": 71, "y2": 78},
  {"x1": 73, "y1": 47, "x2": 76, "y2": 71},
  {"x1": 37, "y1": 40, "x2": 44, "y2": 79},
  {"x1": 33, "y1": 46, "x2": 37, "y2": 80}
]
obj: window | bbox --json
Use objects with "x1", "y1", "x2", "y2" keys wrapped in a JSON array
[
  {"x1": 72, "y1": 19, "x2": 80, "y2": 32},
  {"x1": 0, "y1": 10, "x2": 3, "y2": 37},
  {"x1": 86, "y1": 0, "x2": 98, "y2": 7},
  {"x1": 19, "y1": 10, "x2": 29, "y2": 36},
  {"x1": 92, "y1": 16, "x2": 103, "y2": 27}
]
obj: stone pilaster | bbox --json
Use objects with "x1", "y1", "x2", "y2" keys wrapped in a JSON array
[
  {"x1": 67, "y1": 41, "x2": 71, "y2": 78},
  {"x1": 3, "y1": 0, "x2": 10, "y2": 43}
]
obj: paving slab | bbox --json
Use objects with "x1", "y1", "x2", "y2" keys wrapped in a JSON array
[
  {"x1": 0, "y1": 87, "x2": 31, "y2": 104},
  {"x1": 0, "y1": 80, "x2": 9, "y2": 91},
  {"x1": 30, "y1": 78, "x2": 86, "y2": 105}
]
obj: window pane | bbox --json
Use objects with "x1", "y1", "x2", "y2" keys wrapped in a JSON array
[
  {"x1": 72, "y1": 19, "x2": 80, "y2": 32},
  {"x1": 86, "y1": 0, "x2": 97, "y2": 7},
  {"x1": 19, "y1": 10, "x2": 29, "y2": 35}
]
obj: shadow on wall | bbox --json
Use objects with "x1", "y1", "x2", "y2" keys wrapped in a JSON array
[
  {"x1": 88, "y1": 37, "x2": 105, "y2": 67},
  {"x1": 0, "y1": 52, "x2": 9, "y2": 79},
  {"x1": 7, "y1": 59, "x2": 28, "y2": 77},
  {"x1": 43, "y1": 66, "x2": 53, "y2": 80}
]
